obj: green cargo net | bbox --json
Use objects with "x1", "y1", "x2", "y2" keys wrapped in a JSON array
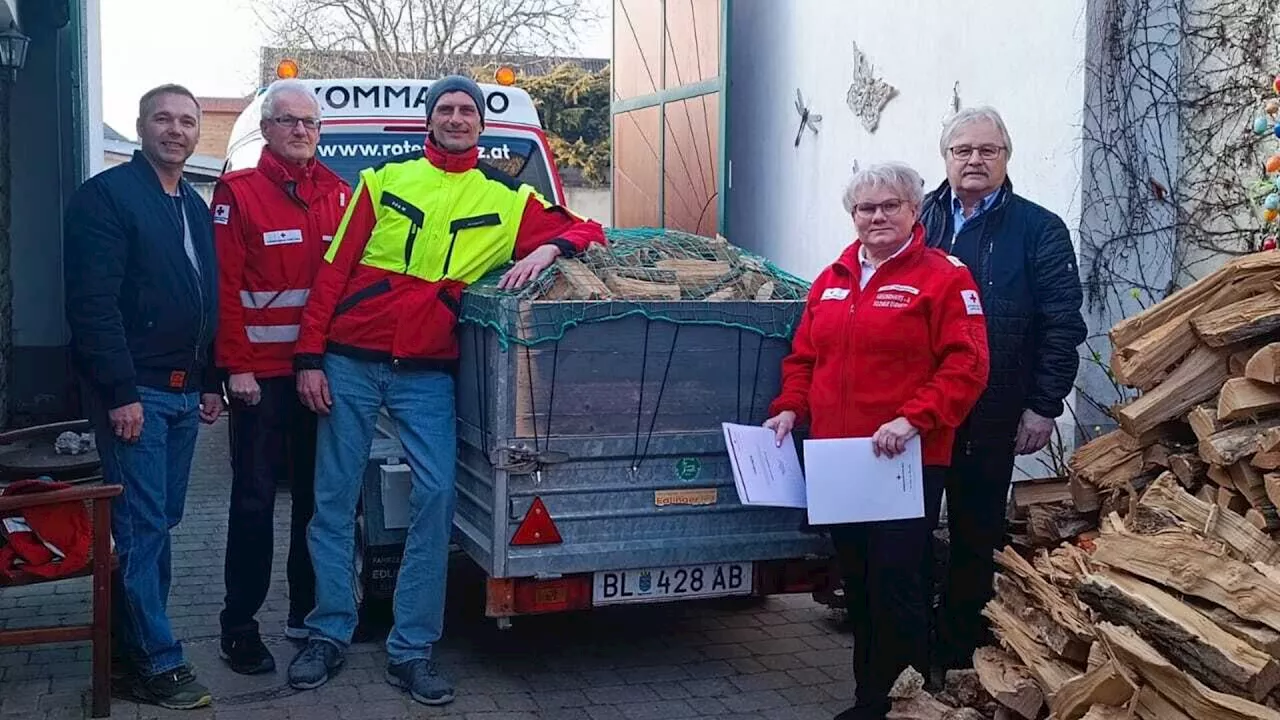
[{"x1": 459, "y1": 227, "x2": 813, "y2": 349}]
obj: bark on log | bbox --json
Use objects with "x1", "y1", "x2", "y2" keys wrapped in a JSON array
[
  {"x1": 1095, "y1": 622, "x2": 1280, "y2": 720},
  {"x1": 1193, "y1": 290, "x2": 1280, "y2": 347},
  {"x1": 1076, "y1": 570, "x2": 1280, "y2": 700},
  {"x1": 1200, "y1": 418, "x2": 1280, "y2": 465},
  {"x1": 1169, "y1": 452, "x2": 1207, "y2": 489}
]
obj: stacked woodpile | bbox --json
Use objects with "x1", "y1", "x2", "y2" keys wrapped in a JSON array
[
  {"x1": 889, "y1": 251, "x2": 1280, "y2": 719},
  {"x1": 537, "y1": 233, "x2": 799, "y2": 302}
]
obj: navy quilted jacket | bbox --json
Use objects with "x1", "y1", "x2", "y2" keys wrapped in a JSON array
[{"x1": 920, "y1": 178, "x2": 1086, "y2": 446}]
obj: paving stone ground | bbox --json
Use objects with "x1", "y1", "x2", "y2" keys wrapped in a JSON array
[{"x1": 0, "y1": 417, "x2": 855, "y2": 719}]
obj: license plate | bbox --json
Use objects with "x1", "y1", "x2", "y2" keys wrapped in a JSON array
[{"x1": 592, "y1": 562, "x2": 753, "y2": 605}]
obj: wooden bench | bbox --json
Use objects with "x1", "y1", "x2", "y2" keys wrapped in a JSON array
[{"x1": 0, "y1": 482, "x2": 121, "y2": 718}]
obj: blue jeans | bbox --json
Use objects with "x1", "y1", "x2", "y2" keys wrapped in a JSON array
[
  {"x1": 92, "y1": 386, "x2": 201, "y2": 676},
  {"x1": 305, "y1": 353, "x2": 457, "y2": 665}
]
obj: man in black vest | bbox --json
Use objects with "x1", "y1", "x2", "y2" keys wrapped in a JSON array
[
  {"x1": 64, "y1": 84, "x2": 223, "y2": 710},
  {"x1": 920, "y1": 106, "x2": 1087, "y2": 671}
]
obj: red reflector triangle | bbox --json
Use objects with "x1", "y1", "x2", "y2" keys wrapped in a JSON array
[{"x1": 511, "y1": 497, "x2": 563, "y2": 546}]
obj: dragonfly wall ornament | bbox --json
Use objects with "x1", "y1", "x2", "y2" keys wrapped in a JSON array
[{"x1": 794, "y1": 88, "x2": 822, "y2": 146}]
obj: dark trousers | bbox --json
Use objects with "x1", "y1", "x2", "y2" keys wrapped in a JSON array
[
  {"x1": 937, "y1": 438, "x2": 1017, "y2": 668},
  {"x1": 220, "y1": 377, "x2": 317, "y2": 637},
  {"x1": 832, "y1": 466, "x2": 946, "y2": 713}
]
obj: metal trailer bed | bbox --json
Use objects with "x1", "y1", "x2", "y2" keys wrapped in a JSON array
[{"x1": 354, "y1": 295, "x2": 834, "y2": 622}]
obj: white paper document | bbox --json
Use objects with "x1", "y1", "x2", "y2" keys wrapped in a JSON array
[
  {"x1": 721, "y1": 423, "x2": 808, "y2": 508},
  {"x1": 801, "y1": 436, "x2": 925, "y2": 525}
]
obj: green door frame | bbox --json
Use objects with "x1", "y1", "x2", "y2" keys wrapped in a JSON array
[{"x1": 610, "y1": 0, "x2": 730, "y2": 235}]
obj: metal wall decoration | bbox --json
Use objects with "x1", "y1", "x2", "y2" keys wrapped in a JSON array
[
  {"x1": 793, "y1": 89, "x2": 822, "y2": 146},
  {"x1": 845, "y1": 41, "x2": 898, "y2": 133}
]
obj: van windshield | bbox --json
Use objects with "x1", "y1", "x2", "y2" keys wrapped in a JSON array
[{"x1": 315, "y1": 132, "x2": 554, "y2": 198}]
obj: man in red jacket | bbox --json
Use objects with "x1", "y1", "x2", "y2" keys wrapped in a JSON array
[
  {"x1": 286, "y1": 75, "x2": 605, "y2": 705},
  {"x1": 211, "y1": 79, "x2": 352, "y2": 675}
]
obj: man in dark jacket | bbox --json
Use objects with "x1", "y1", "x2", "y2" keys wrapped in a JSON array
[
  {"x1": 920, "y1": 106, "x2": 1087, "y2": 670},
  {"x1": 64, "y1": 84, "x2": 224, "y2": 710}
]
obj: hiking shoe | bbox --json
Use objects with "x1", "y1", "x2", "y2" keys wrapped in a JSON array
[
  {"x1": 385, "y1": 659, "x2": 455, "y2": 706},
  {"x1": 288, "y1": 639, "x2": 344, "y2": 690},
  {"x1": 285, "y1": 617, "x2": 310, "y2": 641},
  {"x1": 131, "y1": 664, "x2": 212, "y2": 710},
  {"x1": 219, "y1": 633, "x2": 276, "y2": 675}
]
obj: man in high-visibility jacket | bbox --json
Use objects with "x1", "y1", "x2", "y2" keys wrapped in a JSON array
[
  {"x1": 286, "y1": 75, "x2": 605, "y2": 704},
  {"x1": 211, "y1": 79, "x2": 352, "y2": 676}
]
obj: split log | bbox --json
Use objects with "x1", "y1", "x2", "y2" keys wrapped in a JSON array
[
  {"x1": 601, "y1": 273, "x2": 681, "y2": 300},
  {"x1": 1110, "y1": 250, "x2": 1280, "y2": 348},
  {"x1": 1192, "y1": 290, "x2": 1280, "y2": 347},
  {"x1": 1091, "y1": 454, "x2": 1144, "y2": 491},
  {"x1": 1230, "y1": 460, "x2": 1271, "y2": 508},
  {"x1": 1189, "y1": 403, "x2": 1223, "y2": 441},
  {"x1": 1267, "y1": 473, "x2": 1280, "y2": 508},
  {"x1": 1139, "y1": 472, "x2": 1280, "y2": 562},
  {"x1": 754, "y1": 281, "x2": 775, "y2": 301},
  {"x1": 1118, "y1": 344, "x2": 1231, "y2": 437},
  {"x1": 1089, "y1": 529, "x2": 1280, "y2": 632},
  {"x1": 1142, "y1": 443, "x2": 1172, "y2": 472},
  {"x1": 941, "y1": 669, "x2": 991, "y2": 709},
  {"x1": 1233, "y1": 345, "x2": 1262, "y2": 376},
  {"x1": 983, "y1": 601, "x2": 1079, "y2": 694},
  {"x1": 1256, "y1": 430, "x2": 1280, "y2": 470},
  {"x1": 1220, "y1": 487, "x2": 1251, "y2": 515},
  {"x1": 1208, "y1": 463, "x2": 1234, "y2": 487},
  {"x1": 994, "y1": 574, "x2": 1091, "y2": 663},
  {"x1": 1196, "y1": 601, "x2": 1280, "y2": 658},
  {"x1": 886, "y1": 666, "x2": 984, "y2": 720},
  {"x1": 1118, "y1": 422, "x2": 1194, "y2": 452},
  {"x1": 1068, "y1": 431, "x2": 1132, "y2": 478},
  {"x1": 1095, "y1": 622, "x2": 1280, "y2": 720},
  {"x1": 1076, "y1": 570, "x2": 1280, "y2": 700},
  {"x1": 1047, "y1": 660, "x2": 1134, "y2": 720},
  {"x1": 1249, "y1": 506, "x2": 1280, "y2": 533},
  {"x1": 653, "y1": 258, "x2": 733, "y2": 286},
  {"x1": 1220, "y1": 377, "x2": 1280, "y2": 422},
  {"x1": 1069, "y1": 474, "x2": 1101, "y2": 513},
  {"x1": 1248, "y1": 342, "x2": 1280, "y2": 384},
  {"x1": 1132, "y1": 685, "x2": 1193, "y2": 720},
  {"x1": 1199, "y1": 417, "x2": 1280, "y2": 465},
  {"x1": 1111, "y1": 306, "x2": 1198, "y2": 390},
  {"x1": 972, "y1": 647, "x2": 1043, "y2": 719},
  {"x1": 1027, "y1": 503, "x2": 1095, "y2": 547},
  {"x1": 552, "y1": 258, "x2": 613, "y2": 300},
  {"x1": 994, "y1": 548, "x2": 1094, "y2": 655},
  {"x1": 1168, "y1": 452, "x2": 1207, "y2": 489},
  {"x1": 1198, "y1": 485, "x2": 1219, "y2": 504}
]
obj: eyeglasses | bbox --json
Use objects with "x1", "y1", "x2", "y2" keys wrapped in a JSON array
[
  {"x1": 270, "y1": 116, "x2": 321, "y2": 130},
  {"x1": 949, "y1": 144, "x2": 1005, "y2": 160},
  {"x1": 852, "y1": 199, "x2": 907, "y2": 218}
]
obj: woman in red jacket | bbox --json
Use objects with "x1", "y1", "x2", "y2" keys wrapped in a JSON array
[{"x1": 764, "y1": 162, "x2": 990, "y2": 720}]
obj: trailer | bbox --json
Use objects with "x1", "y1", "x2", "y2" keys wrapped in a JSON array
[{"x1": 354, "y1": 229, "x2": 836, "y2": 623}]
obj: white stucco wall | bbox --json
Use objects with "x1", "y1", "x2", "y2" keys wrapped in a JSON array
[
  {"x1": 564, "y1": 185, "x2": 612, "y2": 227},
  {"x1": 725, "y1": 0, "x2": 1090, "y2": 479},
  {"x1": 726, "y1": 0, "x2": 1089, "y2": 282}
]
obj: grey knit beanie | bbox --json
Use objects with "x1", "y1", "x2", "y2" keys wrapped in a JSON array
[{"x1": 423, "y1": 75, "x2": 486, "y2": 126}]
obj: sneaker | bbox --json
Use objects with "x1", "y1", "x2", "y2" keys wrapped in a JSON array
[
  {"x1": 285, "y1": 618, "x2": 310, "y2": 641},
  {"x1": 288, "y1": 639, "x2": 344, "y2": 690},
  {"x1": 219, "y1": 633, "x2": 276, "y2": 675},
  {"x1": 131, "y1": 664, "x2": 213, "y2": 710},
  {"x1": 385, "y1": 659, "x2": 455, "y2": 706}
]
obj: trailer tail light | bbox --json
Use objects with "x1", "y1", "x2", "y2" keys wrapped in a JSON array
[
  {"x1": 510, "y1": 497, "x2": 562, "y2": 546},
  {"x1": 485, "y1": 576, "x2": 591, "y2": 616}
]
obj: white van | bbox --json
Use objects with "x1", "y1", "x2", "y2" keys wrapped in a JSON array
[{"x1": 222, "y1": 63, "x2": 567, "y2": 205}]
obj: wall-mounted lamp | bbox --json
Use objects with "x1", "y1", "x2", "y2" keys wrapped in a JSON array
[{"x1": 0, "y1": 23, "x2": 31, "y2": 80}]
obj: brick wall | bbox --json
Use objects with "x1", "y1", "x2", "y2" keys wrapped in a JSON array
[{"x1": 196, "y1": 110, "x2": 244, "y2": 159}]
